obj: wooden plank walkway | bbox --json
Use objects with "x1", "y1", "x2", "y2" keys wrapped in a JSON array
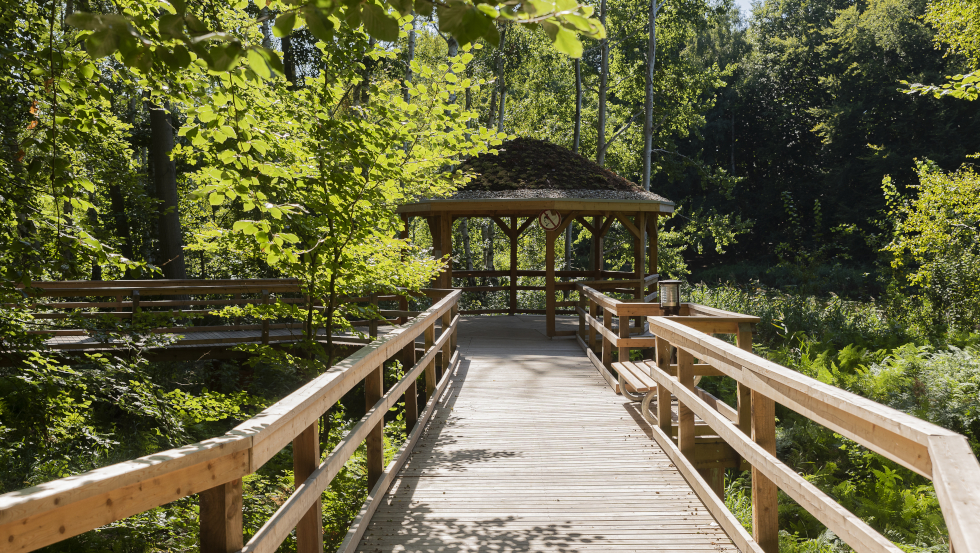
[{"x1": 356, "y1": 315, "x2": 738, "y2": 553}]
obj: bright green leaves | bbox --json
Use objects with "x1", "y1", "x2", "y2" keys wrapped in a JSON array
[
  {"x1": 438, "y1": 1, "x2": 496, "y2": 46},
  {"x1": 905, "y1": 72, "x2": 980, "y2": 101},
  {"x1": 362, "y1": 2, "x2": 400, "y2": 42},
  {"x1": 542, "y1": 22, "x2": 582, "y2": 57},
  {"x1": 247, "y1": 48, "x2": 285, "y2": 79},
  {"x1": 273, "y1": 13, "x2": 299, "y2": 38}
]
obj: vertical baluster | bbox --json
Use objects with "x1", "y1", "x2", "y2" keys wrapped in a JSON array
[
  {"x1": 602, "y1": 306, "x2": 613, "y2": 379},
  {"x1": 402, "y1": 337, "x2": 418, "y2": 431},
  {"x1": 736, "y1": 323, "x2": 778, "y2": 553},
  {"x1": 365, "y1": 362, "x2": 384, "y2": 489},
  {"x1": 424, "y1": 323, "x2": 436, "y2": 400},
  {"x1": 450, "y1": 302, "x2": 458, "y2": 354},
  {"x1": 199, "y1": 479, "x2": 243, "y2": 553},
  {"x1": 676, "y1": 348, "x2": 696, "y2": 459},
  {"x1": 656, "y1": 336, "x2": 672, "y2": 437},
  {"x1": 294, "y1": 422, "x2": 323, "y2": 553},
  {"x1": 261, "y1": 289, "x2": 270, "y2": 345},
  {"x1": 588, "y1": 299, "x2": 598, "y2": 352},
  {"x1": 618, "y1": 314, "x2": 630, "y2": 367},
  {"x1": 441, "y1": 310, "x2": 452, "y2": 375}
]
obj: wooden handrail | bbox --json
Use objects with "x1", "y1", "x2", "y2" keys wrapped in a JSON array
[
  {"x1": 575, "y1": 283, "x2": 980, "y2": 553},
  {"x1": 0, "y1": 289, "x2": 462, "y2": 552}
]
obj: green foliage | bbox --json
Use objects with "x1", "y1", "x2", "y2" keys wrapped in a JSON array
[{"x1": 883, "y1": 163, "x2": 980, "y2": 331}]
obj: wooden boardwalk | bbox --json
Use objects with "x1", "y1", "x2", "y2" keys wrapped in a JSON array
[{"x1": 355, "y1": 315, "x2": 737, "y2": 553}]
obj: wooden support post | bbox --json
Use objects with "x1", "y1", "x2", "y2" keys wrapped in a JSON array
[
  {"x1": 441, "y1": 310, "x2": 452, "y2": 376},
  {"x1": 131, "y1": 290, "x2": 140, "y2": 313},
  {"x1": 677, "y1": 348, "x2": 696, "y2": 459},
  {"x1": 648, "y1": 214, "x2": 658, "y2": 278},
  {"x1": 588, "y1": 299, "x2": 598, "y2": 352},
  {"x1": 401, "y1": 338, "x2": 418, "y2": 432},
  {"x1": 736, "y1": 325, "x2": 753, "y2": 436},
  {"x1": 293, "y1": 422, "x2": 323, "y2": 553},
  {"x1": 546, "y1": 228, "x2": 557, "y2": 337},
  {"x1": 450, "y1": 303, "x2": 458, "y2": 353},
  {"x1": 424, "y1": 323, "x2": 436, "y2": 400},
  {"x1": 510, "y1": 216, "x2": 518, "y2": 316},
  {"x1": 365, "y1": 363, "x2": 384, "y2": 490},
  {"x1": 440, "y1": 215, "x2": 453, "y2": 289},
  {"x1": 368, "y1": 293, "x2": 378, "y2": 339},
  {"x1": 578, "y1": 296, "x2": 586, "y2": 340},
  {"x1": 602, "y1": 306, "x2": 613, "y2": 377},
  {"x1": 634, "y1": 213, "x2": 646, "y2": 327},
  {"x1": 199, "y1": 479, "x2": 243, "y2": 553},
  {"x1": 115, "y1": 294, "x2": 123, "y2": 312},
  {"x1": 592, "y1": 216, "x2": 603, "y2": 280},
  {"x1": 738, "y1": 325, "x2": 778, "y2": 553},
  {"x1": 261, "y1": 289, "x2": 270, "y2": 345},
  {"x1": 618, "y1": 315, "x2": 629, "y2": 364},
  {"x1": 656, "y1": 336, "x2": 672, "y2": 437},
  {"x1": 398, "y1": 294, "x2": 409, "y2": 325}
]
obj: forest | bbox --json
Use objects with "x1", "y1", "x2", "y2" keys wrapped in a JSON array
[{"x1": 1, "y1": 0, "x2": 979, "y2": 549}]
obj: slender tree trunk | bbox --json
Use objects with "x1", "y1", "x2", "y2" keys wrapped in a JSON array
[
  {"x1": 496, "y1": 25, "x2": 508, "y2": 132},
  {"x1": 731, "y1": 111, "x2": 735, "y2": 174},
  {"x1": 596, "y1": 0, "x2": 608, "y2": 166},
  {"x1": 259, "y1": 8, "x2": 273, "y2": 48},
  {"x1": 447, "y1": 36, "x2": 459, "y2": 104},
  {"x1": 282, "y1": 34, "x2": 297, "y2": 87},
  {"x1": 566, "y1": 58, "x2": 583, "y2": 278},
  {"x1": 403, "y1": 14, "x2": 416, "y2": 103},
  {"x1": 149, "y1": 101, "x2": 187, "y2": 279},
  {"x1": 642, "y1": 0, "x2": 661, "y2": 191}
]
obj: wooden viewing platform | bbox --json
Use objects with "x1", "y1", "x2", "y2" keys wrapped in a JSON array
[
  {"x1": 3, "y1": 283, "x2": 980, "y2": 553},
  {"x1": 350, "y1": 315, "x2": 737, "y2": 552}
]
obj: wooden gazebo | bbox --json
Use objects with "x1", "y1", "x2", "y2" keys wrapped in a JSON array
[{"x1": 398, "y1": 138, "x2": 674, "y2": 337}]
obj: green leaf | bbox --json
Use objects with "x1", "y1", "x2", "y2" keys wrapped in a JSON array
[
  {"x1": 247, "y1": 48, "x2": 272, "y2": 79},
  {"x1": 362, "y1": 3, "x2": 399, "y2": 41},
  {"x1": 390, "y1": 0, "x2": 413, "y2": 16},
  {"x1": 273, "y1": 13, "x2": 297, "y2": 38},
  {"x1": 415, "y1": 0, "x2": 434, "y2": 18},
  {"x1": 158, "y1": 14, "x2": 185, "y2": 39},
  {"x1": 84, "y1": 29, "x2": 120, "y2": 58},
  {"x1": 209, "y1": 192, "x2": 226, "y2": 206},
  {"x1": 304, "y1": 8, "x2": 336, "y2": 42},
  {"x1": 552, "y1": 26, "x2": 582, "y2": 57},
  {"x1": 206, "y1": 42, "x2": 244, "y2": 72}
]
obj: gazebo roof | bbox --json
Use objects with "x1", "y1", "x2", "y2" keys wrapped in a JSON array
[
  {"x1": 398, "y1": 138, "x2": 673, "y2": 216},
  {"x1": 450, "y1": 137, "x2": 671, "y2": 203}
]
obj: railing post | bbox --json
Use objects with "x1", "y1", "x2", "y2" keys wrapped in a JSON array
[
  {"x1": 369, "y1": 293, "x2": 378, "y2": 339},
  {"x1": 655, "y1": 336, "x2": 673, "y2": 437},
  {"x1": 441, "y1": 309, "x2": 452, "y2": 373},
  {"x1": 618, "y1": 314, "x2": 630, "y2": 364},
  {"x1": 450, "y1": 302, "x2": 458, "y2": 353},
  {"x1": 602, "y1": 306, "x2": 614, "y2": 378},
  {"x1": 402, "y1": 338, "x2": 418, "y2": 431},
  {"x1": 736, "y1": 324, "x2": 779, "y2": 553},
  {"x1": 588, "y1": 299, "x2": 598, "y2": 352},
  {"x1": 577, "y1": 294, "x2": 586, "y2": 340},
  {"x1": 294, "y1": 422, "x2": 323, "y2": 553},
  {"x1": 677, "y1": 348, "x2": 696, "y2": 459},
  {"x1": 261, "y1": 289, "x2": 270, "y2": 345},
  {"x1": 736, "y1": 324, "x2": 753, "y2": 437},
  {"x1": 366, "y1": 362, "x2": 384, "y2": 489},
  {"x1": 398, "y1": 294, "x2": 409, "y2": 325},
  {"x1": 199, "y1": 479, "x2": 244, "y2": 553},
  {"x1": 424, "y1": 323, "x2": 436, "y2": 400},
  {"x1": 131, "y1": 290, "x2": 140, "y2": 313}
]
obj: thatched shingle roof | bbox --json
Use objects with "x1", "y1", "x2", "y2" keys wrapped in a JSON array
[{"x1": 451, "y1": 138, "x2": 670, "y2": 203}]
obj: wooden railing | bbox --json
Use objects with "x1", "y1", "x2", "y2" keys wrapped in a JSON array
[
  {"x1": 451, "y1": 270, "x2": 657, "y2": 316},
  {"x1": 16, "y1": 279, "x2": 419, "y2": 347},
  {"x1": 0, "y1": 288, "x2": 461, "y2": 553},
  {"x1": 576, "y1": 284, "x2": 980, "y2": 553}
]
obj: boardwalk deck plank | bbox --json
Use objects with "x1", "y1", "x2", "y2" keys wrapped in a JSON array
[{"x1": 355, "y1": 315, "x2": 737, "y2": 553}]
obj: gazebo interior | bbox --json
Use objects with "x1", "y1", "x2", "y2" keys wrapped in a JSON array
[{"x1": 399, "y1": 138, "x2": 675, "y2": 337}]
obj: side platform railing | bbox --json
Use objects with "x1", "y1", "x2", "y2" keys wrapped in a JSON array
[
  {"x1": 576, "y1": 283, "x2": 980, "y2": 553},
  {"x1": 0, "y1": 289, "x2": 461, "y2": 553}
]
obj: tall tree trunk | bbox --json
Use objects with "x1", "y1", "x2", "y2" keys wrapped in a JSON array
[
  {"x1": 566, "y1": 58, "x2": 583, "y2": 277},
  {"x1": 149, "y1": 101, "x2": 187, "y2": 279},
  {"x1": 642, "y1": 0, "x2": 662, "y2": 191},
  {"x1": 731, "y1": 111, "x2": 735, "y2": 174},
  {"x1": 496, "y1": 25, "x2": 508, "y2": 132},
  {"x1": 596, "y1": 0, "x2": 608, "y2": 166},
  {"x1": 259, "y1": 8, "x2": 273, "y2": 48},
  {"x1": 282, "y1": 34, "x2": 297, "y2": 87},
  {"x1": 403, "y1": 14, "x2": 416, "y2": 103},
  {"x1": 446, "y1": 36, "x2": 459, "y2": 104}
]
